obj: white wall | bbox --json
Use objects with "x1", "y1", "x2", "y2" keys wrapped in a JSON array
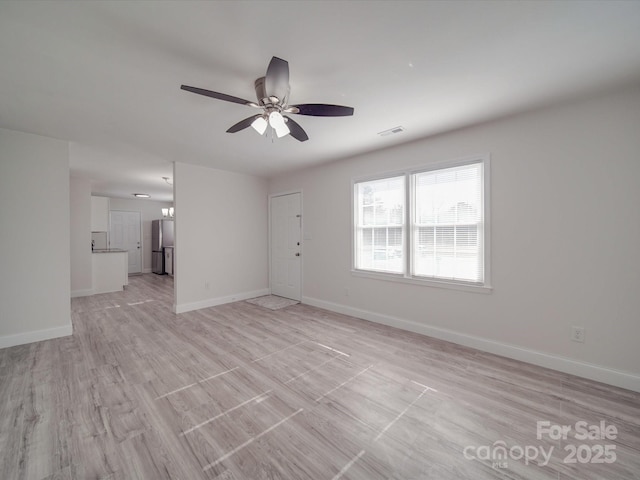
[
  {"x1": 174, "y1": 162, "x2": 269, "y2": 313},
  {"x1": 108, "y1": 197, "x2": 173, "y2": 273},
  {"x1": 0, "y1": 128, "x2": 72, "y2": 348},
  {"x1": 269, "y1": 85, "x2": 640, "y2": 391},
  {"x1": 70, "y1": 176, "x2": 92, "y2": 296}
]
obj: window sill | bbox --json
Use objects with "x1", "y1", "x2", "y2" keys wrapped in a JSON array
[{"x1": 351, "y1": 269, "x2": 493, "y2": 294}]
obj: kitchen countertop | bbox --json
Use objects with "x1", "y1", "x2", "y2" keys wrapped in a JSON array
[{"x1": 92, "y1": 248, "x2": 127, "y2": 254}]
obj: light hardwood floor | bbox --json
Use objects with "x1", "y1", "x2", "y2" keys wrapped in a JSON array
[{"x1": 1, "y1": 274, "x2": 639, "y2": 479}]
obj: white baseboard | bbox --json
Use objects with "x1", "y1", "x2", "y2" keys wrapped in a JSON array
[
  {"x1": 71, "y1": 288, "x2": 93, "y2": 298},
  {"x1": 174, "y1": 288, "x2": 270, "y2": 314},
  {"x1": 0, "y1": 324, "x2": 73, "y2": 350},
  {"x1": 302, "y1": 296, "x2": 640, "y2": 393}
]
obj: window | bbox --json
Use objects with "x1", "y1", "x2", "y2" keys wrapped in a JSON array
[
  {"x1": 353, "y1": 156, "x2": 489, "y2": 290},
  {"x1": 354, "y1": 176, "x2": 405, "y2": 274}
]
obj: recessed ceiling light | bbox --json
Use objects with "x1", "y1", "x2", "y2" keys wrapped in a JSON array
[{"x1": 133, "y1": 193, "x2": 150, "y2": 198}]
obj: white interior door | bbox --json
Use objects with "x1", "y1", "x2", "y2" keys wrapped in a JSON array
[
  {"x1": 271, "y1": 193, "x2": 301, "y2": 301},
  {"x1": 110, "y1": 210, "x2": 142, "y2": 275}
]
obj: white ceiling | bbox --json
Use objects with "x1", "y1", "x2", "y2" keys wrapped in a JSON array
[{"x1": 2, "y1": 1, "x2": 640, "y2": 202}]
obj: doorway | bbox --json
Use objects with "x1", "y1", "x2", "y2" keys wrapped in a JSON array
[
  {"x1": 110, "y1": 210, "x2": 142, "y2": 275},
  {"x1": 270, "y1": 192, "x2": 302, "y2": 301}
]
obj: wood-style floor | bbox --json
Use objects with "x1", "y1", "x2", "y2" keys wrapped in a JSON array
[{"x1": 1, "y1": 275, "x2": 639, "y2": 480}]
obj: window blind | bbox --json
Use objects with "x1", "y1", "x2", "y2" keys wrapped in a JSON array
[
  {"x1": 355, "y1": 176, "x2": 405, "y2": 274},
  {"x1": 412, "y1": 162, "x2": 484, "y2": 283}
]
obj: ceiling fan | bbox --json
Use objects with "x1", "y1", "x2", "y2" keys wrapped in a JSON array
[{"x1": 180, "y1": 56, "x2": 354, "y2": 142}]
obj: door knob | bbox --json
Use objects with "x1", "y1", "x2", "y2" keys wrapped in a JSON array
[{"x1": 295, "y1": 253, "x2": 300, "y2": 256}]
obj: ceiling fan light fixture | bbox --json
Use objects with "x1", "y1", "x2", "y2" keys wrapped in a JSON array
[
  {"x1": 268, "y1": 111, "x2": 285, "y2": 128},
  {"x1": 251, "y1": 116, "x2": 268, "y2": 135},
  {"x1": 269, "y1": 111, "x2": 289, "y2": 137},
  {"x1": 274, "y1": 123, "x2": 290, "y2": 138}
]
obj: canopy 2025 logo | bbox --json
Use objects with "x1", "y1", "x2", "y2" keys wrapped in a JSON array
[{"x1": 463, "y1": 420, "x2": 618, "y2": 469}]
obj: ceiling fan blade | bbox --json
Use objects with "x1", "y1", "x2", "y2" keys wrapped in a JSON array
[
  {"x1": 181, "y1": 85, "x2": 254, "y2": 106},
  {"x1": 265, "y1": 57, "x2": 290, "y2": 103},
  {"x1": 226, "y1": 114, "x2": 263, "y2": 133},
  {"x1": 289, "y1": 103, "x2": 354, "y2": 117},
  {"x1": 284, "y1": 116, "x2": 309, "y2": 142}
]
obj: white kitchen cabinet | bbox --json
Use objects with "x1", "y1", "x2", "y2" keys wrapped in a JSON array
[{"x1": 91, "y1": 196, "x2": 110, "y2": 232}]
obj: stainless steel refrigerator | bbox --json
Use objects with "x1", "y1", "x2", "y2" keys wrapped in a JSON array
[{"x1": 152, "y1": 219, "x2": 174, "y2": 274}]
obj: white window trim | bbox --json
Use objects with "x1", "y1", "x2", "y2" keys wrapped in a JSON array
[{"x1": 351, "y1": 154, "x2": 492, "y2": 293}]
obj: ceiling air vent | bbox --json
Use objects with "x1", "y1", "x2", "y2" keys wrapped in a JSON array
[{"x1": 378, "y1": 126, "x2": 405, "y2": 137}]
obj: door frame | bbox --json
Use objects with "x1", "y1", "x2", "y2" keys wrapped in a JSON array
[
  {"x1": 109, "y1": 210, "x2": 143, "y2": 275},
  {"x1": 268, "y1": 190, "x2": 303, "y2": 301}
]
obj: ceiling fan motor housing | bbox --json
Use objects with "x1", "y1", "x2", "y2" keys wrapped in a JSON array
[{"x1": 254, "y1": 77, "x2": 269, "y2": 106}]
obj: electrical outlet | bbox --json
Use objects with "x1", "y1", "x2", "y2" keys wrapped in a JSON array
[
  {"x1": 571, "y1": 326, "x2": 585, "y2": 343},
  {"x1": 204, "y1": 281, "x2": 210, "y2": 290},
  {"x1": 344, "y1": 288, "x2": 350, "y2": 297}
]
